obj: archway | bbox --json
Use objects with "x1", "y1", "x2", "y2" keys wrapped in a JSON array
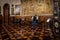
[{"x1": 3, "y1": 3, "x2": 10, "y2": 26}]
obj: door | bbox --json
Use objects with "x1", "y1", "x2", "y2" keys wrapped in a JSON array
[{"x1": 3, "y1": 3, "x2": 10, "y2": 26}]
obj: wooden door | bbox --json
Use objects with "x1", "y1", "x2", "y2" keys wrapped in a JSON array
[{"x1": 3, "y1": 3, "x2": 10, "y2": 26}]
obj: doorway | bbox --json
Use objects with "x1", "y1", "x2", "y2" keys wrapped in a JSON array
[{"x1": 3, "y1": 3, "x2": 10, "y2": 26}]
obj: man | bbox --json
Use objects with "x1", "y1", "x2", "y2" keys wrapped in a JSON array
[{"x1": 32, "y1": 15, "x2": 37, "y2": 28}]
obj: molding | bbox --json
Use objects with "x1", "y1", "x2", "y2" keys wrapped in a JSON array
[{"x1": 10, "y1": 14, "x2": 53, "y2": 16}]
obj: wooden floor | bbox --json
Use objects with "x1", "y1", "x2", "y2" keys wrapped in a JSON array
[
  {"x1": 0, "y1": 16, "x2": 59, "y2": 40},
  {"x1": 0, "y1": 24, "x2": 59, "y2": 40}
]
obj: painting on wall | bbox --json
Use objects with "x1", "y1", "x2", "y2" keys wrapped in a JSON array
[{"x1": 15, "y1": 5, "x2": 20, "y2": 15}]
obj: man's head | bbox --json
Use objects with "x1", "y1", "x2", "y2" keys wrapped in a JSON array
[{"x1": 54, "y1": 16, "x2": 58, "y2": 20}]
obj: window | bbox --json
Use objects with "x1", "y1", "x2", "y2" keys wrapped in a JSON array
[
  {"x1": 15, "y1": 5, "x2": 20, "y2": 15},
  {"x1": 11, "y1": 5, "x2": 14, "y2": 15}
]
